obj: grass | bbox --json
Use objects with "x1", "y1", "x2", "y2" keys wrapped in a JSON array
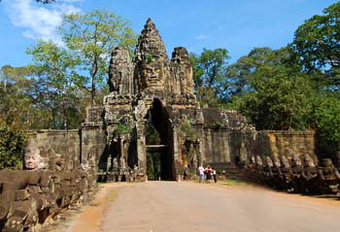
[
  {"x1": 218, "y1": 178, "x2": 254, "y2": 187},
  {"x1": 191, "y1": 178, "x2": 253, "y2": 187}
]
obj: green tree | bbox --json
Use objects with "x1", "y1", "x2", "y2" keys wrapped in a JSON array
[
  {"x1": 0, "y1": 120, "x2": 27, "y2": 170},
  {"x1": 27, "y1": 40, "x2": 83, "y2": 129},
  {"x1": 60, "y1": 10, "x2": 137, "y2": 104},
  {"x1": 310, "y1": 94, "x2": 340, "y2": 157},
  {"x1": 0, "y1": 65, "x2": 36, "y2": 128},
  {"x1": 190, "y1": 48, "x2": 230, "y2": 106},
  {"x1": 227, "y1": 47, "x2": 313, "y2": 130},
  {"x1": 290, "y1": 2, "x2": 340, "y2": 89}
]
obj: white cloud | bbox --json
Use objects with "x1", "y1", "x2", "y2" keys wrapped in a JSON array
[
  {"x1": 194, "y1": 34, "x2": 210, "y2": 40},
  {"x1": 6, "y1": 0, "x2": 82, "y2": 44}
]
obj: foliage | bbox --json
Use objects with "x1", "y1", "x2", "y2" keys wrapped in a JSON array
[
  {"x1": 27, "y1": 40, "x2": 83, "y2": 129},
  {"x1": 290, "y1": 2, "x2": 340, "y2": 89},
  {"x1": 190, "y1": 48, "x2": 230, "y2": 106},
  {"x1": 227, "y1": 47, "x2": 314, "y2": 130},
  {"x1": 22, "y1": 10, "x2": 136, "y2": 128},
  {"x1": 215, "y1": 122, "x2": 223, "y2": 128},
  {"x1": 0, "y1": 120, "x2": 27, "y2": 169},
  {"x1": 116, "y1": 123, "x2": 133, "y2": 134},
  {"x1": 60, "y1": 10, "x2": 137, "y2": 104},
  {"x1": 146, "y1": 53, "x2": 155, "y2": 62},
  {"x1": 0, "y1": 65, "x2": 37, "y2": 129},
  {"x1": 147, "y1": 152, "x2": 161, "y2": 180},
  {"x1": 145, "y1": 117, "x2": 161, "y2": 145},
  {"x1": 179, "y1": 118, "x2": 197, "y2": 139},
  {"x1": 310, "y1": 94, "x2": 340, "y2": 157}
]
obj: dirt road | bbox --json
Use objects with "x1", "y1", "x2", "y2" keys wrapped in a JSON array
[{"x1": 71, "y1": 181, "x2": 340, "y2": 232}]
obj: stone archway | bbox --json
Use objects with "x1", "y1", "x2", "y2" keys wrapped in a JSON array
[{"x1": 145, "y1": 99, "x2": 175, "y2": 181}]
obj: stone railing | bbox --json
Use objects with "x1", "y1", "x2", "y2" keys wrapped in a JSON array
[
  {"x1": 227, "y1": 158, "x2": 340, "y2": 196},
  {"x1": 96, "y1": 168, "x2": 146, "y2": 183},
  {"x1": 0, "y1": 169, "x2": 96, "y2": 231}
]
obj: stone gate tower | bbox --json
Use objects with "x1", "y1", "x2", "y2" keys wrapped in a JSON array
[{"x1": 83, "y1": 19, "x2": 254, "y2": 180}]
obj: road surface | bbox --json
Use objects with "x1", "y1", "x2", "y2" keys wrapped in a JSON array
[{"x1": 71, "y1": 181, "x2": 340, "y2": 232}]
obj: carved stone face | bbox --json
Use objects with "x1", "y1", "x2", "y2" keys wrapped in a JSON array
[
  {"x1": 141, "y1": 61, "x2": 163, "y2": 88},
  {"x1": 142, "y1": 66, "x2": 161, "y2": 80},
  {"x1": 265, "y1": 156, "x2": 273, "y2": 167},
  {"x1": 250, "y1": 155, "x2": 256, "y2": 164},
  {"x1": 292, "y1": 154, "x2": 302, "y2": 166},
  {"x1": 281, "y1": 156, "x2": 290, "y2": 168},
  {"x1": 256, "y1": 155, "x2": 263, "y2": 166},
  {"x1": 303, "y1": 154, "x2": 315, "y2": 167},
  {"x1": 322, "y1": 158, "x2": 333, "y2": 167},
  {"x1": 24, "y1": 147, "x2": 41, "y2": 170},
  {"x1": 273, "y1": 156, "x2": 281, "y2": 167}
]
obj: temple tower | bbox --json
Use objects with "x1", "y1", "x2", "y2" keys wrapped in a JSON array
[
  {"x1": 84, "y1": 18, "x2": 254, "y2": 181},
  {"x1": 134, "y1": 18, "x2": 171, "y2": 93}
]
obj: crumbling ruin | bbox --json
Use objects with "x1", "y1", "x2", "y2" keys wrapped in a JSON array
[
  {"x1": 0, "y1": 17, "x2": 332, "y2": 232},
  {"x1": 84, "y1": 19, "x2": 317, "y2": 181},
  {"x1": 0, "y1": 141, "x2": 96, "y2": 231}
]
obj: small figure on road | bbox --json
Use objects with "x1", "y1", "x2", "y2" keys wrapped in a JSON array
[
  {"x1": 183, "y1": 170, "x2": 188, "y2": 180},
  {"x1": 205, "y1": 165, "x2": 213, "y2": 183},
  {"x1": 212, "y1": 168, "x2": 217, "y2": 183},
  {"x1": 198, "y1": 165, "x2": 205, "y2": 183}
]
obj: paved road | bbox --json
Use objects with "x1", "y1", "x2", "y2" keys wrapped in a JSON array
[{"x1": 100, "y1": 182, "x2": 340, "y2": 232}]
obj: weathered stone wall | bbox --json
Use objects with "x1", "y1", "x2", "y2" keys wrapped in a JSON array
[
  {"x1": 202, "y1": 128, "x2": 232, "y2": 164},
  {"x1": 202, "y1": 129, "x2": 316, "y2": 170},
  {"x1": 254, "y1": 130, "x2": 316, "y2": 161},
  {"x1": 0, "y1": 169, "x2": 96, "y2": 231},
  {"x1": 27, "y1": 130, "x2": 81, "y2": 168},
  {"x1": 80, "y1": 126, "x2": 107, "y2": 170},
  {"x1": 27, "y1": 128, "x2": 107, "y2": 170}
]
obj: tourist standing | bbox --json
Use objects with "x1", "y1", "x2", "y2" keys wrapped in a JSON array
[
  {"x1": 198, "y1": 165, "x2": 204, "y2": 183},
  {"x1": 206, "y1": 165, "x2": 213, "y2": 183},
  {"x1": 212, "y1": 168, "x2": 217, "y2": 183},
  {"x1": 183, "y1": 170, "x2": 188, "y2": 180}
]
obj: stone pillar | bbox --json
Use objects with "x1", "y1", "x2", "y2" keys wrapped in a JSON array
[
  {"x1": 136, "y1": 121, "x2": 147, "y2": 170},
  {"x1": 173, "y1": 126, "x2": 179, "y2": 162}
]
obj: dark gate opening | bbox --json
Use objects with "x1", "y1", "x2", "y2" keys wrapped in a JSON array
[{"x1": 145, "y1": 99, "x2": 175, "y2": 180}]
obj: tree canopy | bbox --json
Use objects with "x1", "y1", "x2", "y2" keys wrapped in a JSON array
[
  {"x1": 226, "y1": 47, "x2": 313, "y2": 130},
  {"x1": 60, "y1": 10, "x2": 137, "y2": 104},
  {"x1": 190, "y1": 48, "x2": 230, "y2": 106},
  {"x1": 290, "y1": 2, "x2": 340, "y2": 90}
]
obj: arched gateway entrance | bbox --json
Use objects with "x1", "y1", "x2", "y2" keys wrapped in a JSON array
[
  {"x1": 145, "y1": 99, "x2": 175, "y2": 181},
  {"x1": 91, "y1": 19, "x2": 255, "y2": 183}
]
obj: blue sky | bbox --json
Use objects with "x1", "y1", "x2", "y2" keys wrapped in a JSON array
[{"x1": 0, "y1": 0, "x2": 339, "y2": 68}]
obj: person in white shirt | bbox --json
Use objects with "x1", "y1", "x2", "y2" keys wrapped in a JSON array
[{"x1": 198, "y1": 165, "x2": 205, "y2": 183}]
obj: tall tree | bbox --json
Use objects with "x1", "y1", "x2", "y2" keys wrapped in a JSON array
[
  {"x1": 227, "y1": 47, "x2": 314, "y2": 130},
  {"x1": 0, "y1": 120, "x2": 27, "y2": 170},
  {"x1": 290, "y1": 2, "x2": 340, "y2": 90},
  {"x1": 60, "y1": 10, "x2": 137, "y2": 104},
  {"x1": 27, "y1": 40, "x2": 83, "y2": 129},
  {"x1": 0, "y1": 65, "x2": 35, "y2": 128},
  {"x1": 189, "y1": 48, "x2": 230, "y2": 106},
  {"x1": 309, "y1": 94, "x2": 340, "y2": 156}
]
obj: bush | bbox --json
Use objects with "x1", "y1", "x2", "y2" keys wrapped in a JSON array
[{"x1": 0, "y1": 121, "x2": 27, "y2": 169}]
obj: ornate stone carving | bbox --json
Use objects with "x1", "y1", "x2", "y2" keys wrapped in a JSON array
[
  {"x1": 108, "y1": 47, "x2": 134, "y2": 95},
  {"x1": 134, "y1": 18, "x2": 170, "y2": 92},
  {"x1": 170, "y1": 47, "x2": 194, "y2": 96}
]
